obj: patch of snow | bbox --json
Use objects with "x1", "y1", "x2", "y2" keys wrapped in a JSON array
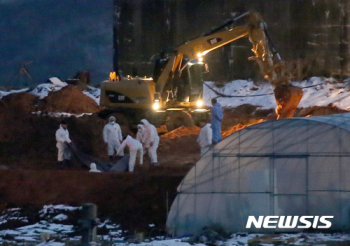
[
  {"x1": 109, "y1": 230, "x2": 123, "y2": 236},
  {"x1": 53, "y1": 214, "x2": 68, "y2": 221},
  {"x1": 14, "y1": 236, "x2": 37, "y2": 241},
  {"x1": 31, "y1": 81, "x2": 67, "y2": 99},
  {"x1": 40, "y1": 205, "x2": 81, "y2": 214},
  {"x1": 132, "y1": 239, "x2": 193, "y2": 246},
  {"x1": 203, "y1": 77, "x2": 350, "y2": 111},
  {"x1": 203, "y1": 80, "x2": 276, "y2": 109},
  {"x1": 296, "y1": 77, "x2": 350, "y2": 110},
  {"x1": 0, "y1": 230, "x2": 20, "y2": 236},
  {"x1": 106, "y1": 224, "x2": 119, "y2": 229},
  {"x1": 16, "y1": 222, "x2": 74, "y2": 235},
  {"x1": 48, "y1": 77, "x2": 66, "y2": 87},
  {"x1": 0, "y1": 88, "x2": 29, "y2": 99},
  {"x1": 0, "y1": 220, "x2": 7, "y2": 225},
  {"x1": 36, "y1": 240, "x2": 65, "y2": 246},
  {"x1": 32, "y1": 111, "x2": 93, "y2": 118},
  {"x1": 83, "y1": 86, "x2": 100, "y2": 105},
  {"x1": 226, "y1": 233, "x2": 263, "y2": 245}
]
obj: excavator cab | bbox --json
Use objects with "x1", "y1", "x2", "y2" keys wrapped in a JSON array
[
  {"x1": 183, "y1": 60, "x2": 206, "y2": 103},
  {"x1": 154, "y1": 53, "x2": 206, "y2": 107},
  {"x1": 176, "y1": 64, "x2": 205, "y2": 105}
]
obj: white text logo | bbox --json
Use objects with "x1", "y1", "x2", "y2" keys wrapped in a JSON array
[{"x1": 246, "y1": 216, "x2": 333, "y2": 229}]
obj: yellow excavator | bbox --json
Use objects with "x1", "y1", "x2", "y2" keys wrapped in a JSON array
[{"x1": 100, "y1": 11, "x2": 303, "y2": 131}]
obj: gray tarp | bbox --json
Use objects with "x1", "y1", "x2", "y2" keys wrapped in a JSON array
[{"x1": 67, "y1": 142, "x2": 129, "y2": 172}]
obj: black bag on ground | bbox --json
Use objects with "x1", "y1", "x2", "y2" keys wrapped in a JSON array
[
  {"x1": 66, "y1": 142, "x2": 128, "y2": 172},
  {"x1": 108, "y1": 155, "x2": 129, "y2": 172}
]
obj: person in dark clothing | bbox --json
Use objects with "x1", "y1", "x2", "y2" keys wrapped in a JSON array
[{"x1": 211, "y1": 98, "x2": 223, "y2": 144}]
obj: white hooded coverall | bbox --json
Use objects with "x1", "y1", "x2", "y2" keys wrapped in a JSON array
[
  {"x1": 103, "y1": 121, "x2": 123, "y2": 156},
  {"x1": 197, "y1": 123, "x2": 212, "y2": 155},
  {"x1": 55, "y1": 125, "x2": 72, "y2": 161},
  {"x1": 140, "y1": 119, "x2": 159, "y2": 164},
  {"x1": 117, "y1": 135, "x2": 143, "y2": 172},
  {"x1": 136, "y1": 124, "x2": 145, "y2": 143}
]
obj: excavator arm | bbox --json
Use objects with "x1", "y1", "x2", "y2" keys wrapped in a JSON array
[{"x1": 155, "y1": 11, "x2": 303, "y2": 119}]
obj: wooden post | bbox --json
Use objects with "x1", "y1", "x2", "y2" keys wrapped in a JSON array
[{"x1": 81, "y1": 203, "x2": 98, "y2": 246}]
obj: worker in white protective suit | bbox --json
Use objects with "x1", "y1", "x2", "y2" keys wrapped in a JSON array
[
  {"x1": 136, "y1": 124, "x2": 145, "y2": 143},
  {"x1": 103, "y1": 116, "x2": 123, "y2": 162},
  {"x1": 197, "y1": 119, "x2": 212, "y2": 156},
  {"x1": 140, "y1": 119, "x2": 159, "y2": 166},
  {"x1": 116, "y1": 135, "x2": 143, "y2": 172},
  {"x1": 55, "y1": 120, "x2": 72, "y2": 167},
  {"x1": 136, "y1": 124, "x2": 146, "y2": 153}
]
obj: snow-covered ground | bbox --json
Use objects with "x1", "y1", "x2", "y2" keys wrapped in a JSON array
[
  {"x1": 2, "y1": 77, "x2": 350, "y2": 112},
  {"x1": 0, "y1": 204, "x2": 349, "y2": 246},
  {"x1": 31, "y1": 111, "x2": 93, "y2": 118},
  {"x1": 0, "y1": 77, "x2": 101, "y2": 105},
  {"x1": 30, "y1": 77, "x2": 68, "y2": 99},
  {"x1": 0, "y1": 88, "x2": 29, "y2": 99},
  {"x1": 83, "y1": 85, "x2": 101, "y2": 105},
  {"x1": 29, "y1": 77, "x2": 101, "y2": 104},
  {"x1": 203, "y1": 77, "x2": 350, "y2": 110}
]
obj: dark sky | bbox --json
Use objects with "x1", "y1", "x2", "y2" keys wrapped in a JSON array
[{"x1": 0, "y1": 0, "x2": 113, "y2": 87}]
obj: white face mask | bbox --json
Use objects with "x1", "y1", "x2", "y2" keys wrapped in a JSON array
[{"x1": 110, "y1": 121, "x2": 115, "y2": 125}]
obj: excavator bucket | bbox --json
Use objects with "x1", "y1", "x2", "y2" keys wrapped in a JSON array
[{"x1": 274, "y1": 84, "x2": 303, "y2": 119}]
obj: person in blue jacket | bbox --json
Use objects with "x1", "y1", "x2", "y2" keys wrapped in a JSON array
[{"x1": 211, "y1": 98, "x2": 223, "y2": 144}]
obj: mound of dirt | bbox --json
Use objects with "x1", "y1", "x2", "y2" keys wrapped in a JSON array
[
  {"x1": 161, "y1": 126, "x2": 200, "y2": 139},
  {"x1": 222, "y1": 119, "x2": 264, "y2": 138},
  {"x1": 0, "y1": 93, "x2": 41, "y2": 143},
  {"x1": 0, "y1": 110, "x2": 108, "y2": 170},
  {"x1": 295, "y1": 105, "x2": 347, "y2": 117},
  {"x1": 158, "y1": 126, "x2": 201, "y2": 167},
  {"x1": 39, "y1": 85, "x2": 101, "y2": 113},
  {"x1": 221, "y1": 105, "x2": 274, "y2": 131},
  {"x1": 1, "y1": 85, "x2": 101, "y2": 115},
  {"x1": 1, "y1": 92, "x2": 39, "y2": 113}
]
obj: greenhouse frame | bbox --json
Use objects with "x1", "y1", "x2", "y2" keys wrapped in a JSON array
[{"x1": 167, "y1": 113, "x2": 350, "y2": 236}]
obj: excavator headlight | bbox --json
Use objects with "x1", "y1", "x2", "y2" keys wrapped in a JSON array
[
  {"x1": 198, "y1": 57, "x2": 204, "y2": 62},
  {"x1": 196, "y1": 100, "x2": 203, "y2": 107},
  {"x1": 153, "y1": 102, "x2": 160, "y2": 110},
  {"x1": 197, "y1": 52, "x2": 202, "y2": 58}
]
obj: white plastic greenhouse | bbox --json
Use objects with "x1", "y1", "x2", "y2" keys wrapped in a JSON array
[{"x1": 167, "y1": 113, "x2": 350, "y2": 236}]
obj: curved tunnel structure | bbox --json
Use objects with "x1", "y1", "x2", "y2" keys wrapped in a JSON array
[{"x1": 167, "y1": 113, "x2": 350, "y2": 236}]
